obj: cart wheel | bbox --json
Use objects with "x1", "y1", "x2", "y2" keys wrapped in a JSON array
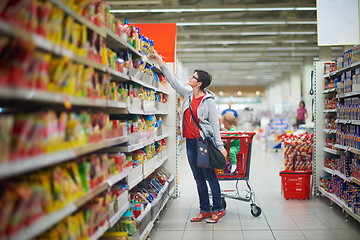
[
  {"x1": 251, "y1": 205, "x2": 261, "y2": 217},
  {"x1": 221, "y1": 198, "x2": 227, "y2": 210}
]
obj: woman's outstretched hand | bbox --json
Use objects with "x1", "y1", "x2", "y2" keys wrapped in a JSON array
[{"x1": 148, "y1": 53, "x2": 164, "y2": 66}]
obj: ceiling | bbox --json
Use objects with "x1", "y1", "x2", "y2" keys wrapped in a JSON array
[{"x1": 107, "y1": 0, "x2": 342, "y2": 89}]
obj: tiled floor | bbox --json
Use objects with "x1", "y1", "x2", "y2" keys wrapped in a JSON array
[{"x1": 150, "y1": 140, "x2": 360, "y2": 240}]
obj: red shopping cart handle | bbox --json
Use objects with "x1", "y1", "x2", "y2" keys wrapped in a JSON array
[{"x1": 220, "y1": 131, "x2": 256, "y2": 138}]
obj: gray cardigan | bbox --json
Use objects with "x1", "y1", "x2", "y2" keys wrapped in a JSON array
[{"x1": 161, "y1": 65, "x2": 224, "y2": 151}]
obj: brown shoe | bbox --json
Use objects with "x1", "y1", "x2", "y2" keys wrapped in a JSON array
[{"x1": 190, "y1": 212, "x2": 212, "y2": 222}]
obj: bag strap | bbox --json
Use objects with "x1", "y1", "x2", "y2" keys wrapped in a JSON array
[{"x1": 188, "y1": 96, "x2": 205, "y2": 136}]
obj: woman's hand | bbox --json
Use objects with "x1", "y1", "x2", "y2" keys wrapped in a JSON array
[
  {"x1": 220, "y1": 149, "x2": 227, "y2": 158},
  {"x1": 148, "y1": 53, "x2": 164, "y2": 66}
]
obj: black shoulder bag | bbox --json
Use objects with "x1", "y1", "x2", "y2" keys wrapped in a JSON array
[{"x1": 188, "y1": 99, "x2": 226, "y2": 169}]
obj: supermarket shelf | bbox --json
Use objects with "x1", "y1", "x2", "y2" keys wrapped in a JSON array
[
  {"x1": 105, "y1": 28, "x2": 128, "y2": 51},
  {"x1": 323, "y1": 129, "x2": 337, "y2": 134},
  {"x1": 128, "y1": 45, "x2": 143, "y2": 59},
  {"x1": 323, "y1": 167, "x2": 335, "y2": 175},
  {"x1": 154, "y1": 155, "x2": 169, "y2": 170},
  {"x1": 336, "y1": 119, "x2": 360, "y2": 125},
  {"x1": 8, "y1": 203, "x2": 76, "y2": 240},
  {"x1": 334, "y1": 144, "x2": 360, "y2": 155},
  {"x1": 319, "y1": 187, "x2": 360, "y2": 223},
  {"x1": 8, "y1": 181, "x2": 110, "y2": 240},
  {"x1": 107, "y1": 100, "x2": 127, "y2": 109},
  {"x1": 319, "y1": 187, "x2": 344, "y2": 209},
  {"x1": 49, "y1": 0, "x2": 106, "y2": 37},
  {"x1": 90, "y1": 222, "x2": 110, "y2": 240},
  {"x1": 344, "y1": 205, "x2": 360, "y2": 223},
  {"x1": 128, "y1": 173, "x2": 144, "y2": 190},
  {"x1": 107, "y1": 168, "x2": 131, "y2": 187},
  {"x1": 130, "y1": 77, "x2": 170, "y2": 95},
  {"x1": 323, "y1": 88, "x2": 337, "y2": 94},
  {"x1": 0, "y1": 136, "x2": 128, "y2": 179},
  {"x1": 333, "y1": 170, "x2": 352, "y2": 182},
  {"x1": 351, "y1": 177, "x2": 360, "y2": 186},
  {"x1": 0, "y1": 87, "x2": 129, "y2": 110},
  {"x1": 323, "y1": 109, "x2": 337, "y2": 113},
  {"x1": 338, "y1": 91, "x2": 360, "y2": 98},
  {"x1": 111, "y1": 134, "x2": 168, "y2": 153},
  {"x1": 109, "y1": 201, "x2": 130, "y2": 227},
  {"x1": 107, "y1": 67, "x2": 131, "y2": 82},
  {"x1": 324, "y1": 166, "x2": 360, "y2": 184},
  {"x1": 155, "y1": 133, "x2": 169, "y2": 142},
  {"x1": 75, "y1": 183, "x2": 108, "y2": 207},
  {"x1": 324, "y1": 61, "x2": 360, "y2": 78},
  {"x1": 323, "y1": 147, "x2": 341, "y2": 155},
  {"x1": 0, "y1": 20, "x2": 107, "y2": 72}
]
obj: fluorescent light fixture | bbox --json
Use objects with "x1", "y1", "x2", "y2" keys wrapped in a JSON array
[
  {"x1": 176, "y1": 21, "x2": 316, "y2": 26},
  {"x1": 266, "y1": 47, "x2": 319, "y2": 51},
  {"x1": 281, "y1": 40, "x2": 309, "y2": 43},
  {"x1": 183, "y1": 31, "x2": 317, "y2": 36},
  {"x1": 178, "y1": 40, "x2": 274, "y2": 45},
  {"x1": 110, "y1": 7, "x2": 316, "y2": 13}
]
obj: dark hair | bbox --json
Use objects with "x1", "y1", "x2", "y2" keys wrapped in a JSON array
[
  {"x1": 194, "y1": 69, "x2": 212, "y2": 90},
  {"x1": 300, "y1": 100, "x2": 305, "y2": 107}
]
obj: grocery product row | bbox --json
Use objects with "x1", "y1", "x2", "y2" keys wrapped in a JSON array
[
  {"x1": 317, "y1": 46, "x2": 360, "y2": 223},
  {"x1": 0, "y1": 137, "x2": 170, "y2": 240},
  {"x1": 0, "y1": 111, "x2": 167, "y2": 178}
]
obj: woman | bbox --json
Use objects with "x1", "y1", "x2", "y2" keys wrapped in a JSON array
[
  {"x1": 149, "y1": 53, "x2": 227, "y2": 223},
  {"x1": 296, "y1": 100, "x2": 307, "y2": 129}
]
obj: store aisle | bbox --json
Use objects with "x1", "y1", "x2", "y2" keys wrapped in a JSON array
[{"x1": 150, "y1": 139, "x2": 360, "y2": 240}]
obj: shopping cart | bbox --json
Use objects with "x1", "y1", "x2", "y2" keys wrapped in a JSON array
[{"x1": 215, "y1": 131, "x2": 261, "y2": 217}]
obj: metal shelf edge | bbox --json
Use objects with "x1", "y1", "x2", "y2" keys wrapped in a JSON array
[{"x1": 109, "y1": 201, "x2": 130, "y2": 227}]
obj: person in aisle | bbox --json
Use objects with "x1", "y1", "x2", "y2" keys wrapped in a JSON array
[
  {"x1": 221, "y1": 101, "x2": 239, "y2": 126},
  {"x1": 222, "y1": 113, "x2": 240, "y2": 173},
  {"x1": 296, "y1": 100, "x2": 307, "y2": 129},
  {"x1": 149, "y1": 53, "x2": 227, "y2": 223}
]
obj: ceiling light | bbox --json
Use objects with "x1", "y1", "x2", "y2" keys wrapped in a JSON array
[
  {"x1": 256, "y1": 91, "x2": 261, "y2": 95},
  {"x1": 176, "y1": 21, "x2": 316, "y2": 26},
  {"x1": 237, "y1": 91, "x2": 242, "y2": 96},
  {"x1": 219, "y1": 91, "x2": 224, "y2": 96},
  {"x1": 178, "y1": 40, "x2": 274, "y2": 45},
  {"x1": 110, "y1": 7, "x2": 316, "y2": 13}
]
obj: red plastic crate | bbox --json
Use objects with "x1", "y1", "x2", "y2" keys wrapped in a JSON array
[{"x1": 279, "y1": 170, "x2": 312, "y2": 200}]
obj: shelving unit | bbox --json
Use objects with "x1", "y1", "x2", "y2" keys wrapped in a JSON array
[
  {"x1": 0, "y1": 2, "x2": 177, "y2": 240},
  {"x1": 313, "y1": 61, "x2": 360, "y2": 224}
]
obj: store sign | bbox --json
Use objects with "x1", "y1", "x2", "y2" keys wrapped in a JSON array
[{"x1": 131, "y1": 23, "x2": 177, "y2": 63}]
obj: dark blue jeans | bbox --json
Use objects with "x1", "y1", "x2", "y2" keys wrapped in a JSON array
[{"x1": 186, "y1": 138, "x2": 223, "y2": 213}]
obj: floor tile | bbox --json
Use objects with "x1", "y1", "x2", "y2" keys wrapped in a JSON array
[
  {"x1": 242, "y1": 230, "x2": 275, "y2": 240},
  {"x1": 301, "y1": 229, "x2": 338, "y2": 240},
  {"x1": 213, "y1": 230, "x2": 244, "y2": 240},
  {"x1": 272, "y1": 230, "x2": 306, "y2": 240},
  {"x1": 182, "y1": 230, "x2": 213, "y2": 240},
  {"x1": 149, "y1": 230, "x2": 184, "y2": 240},
  {"x1": 330, "y1": 229, "x2": 360, "y2": 240}
]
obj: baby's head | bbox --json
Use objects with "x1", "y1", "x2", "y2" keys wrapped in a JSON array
[{"x1": 223, "y1": 113, "x2": 236, "y2": 130}]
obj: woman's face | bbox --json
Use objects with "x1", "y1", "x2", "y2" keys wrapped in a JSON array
[
  {"x1": 187, "y1": 72, "x2": 200, "y2": 89},
  {"x1": 300, "y1": 102, "x2": 305, "y2": 108}
]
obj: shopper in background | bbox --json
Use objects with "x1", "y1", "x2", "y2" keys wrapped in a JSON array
[
  {"x1": 149, "y1": 53, "x2": 227, "y2": 223},
  {"x1": 296, "y1": 100, "x2": 307, "y2": 129},
  {"x1": 221, "y1": 101, "x2": 239, "y2": 125}
]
